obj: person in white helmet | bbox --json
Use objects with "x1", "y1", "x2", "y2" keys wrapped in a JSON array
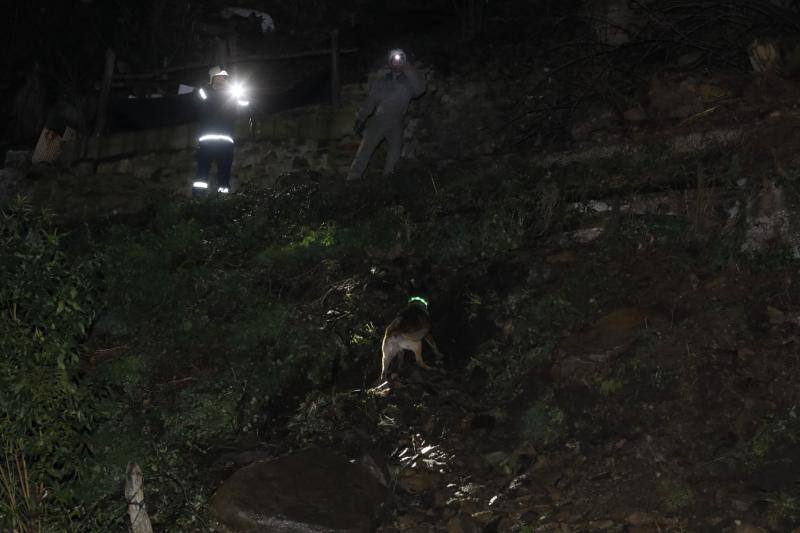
[
  {"x1": 347, "y1": 49, "x2": 426, "y2": 181},
  {"x1": 192, "y1": 65, "x2": 250, "y2": 196}
]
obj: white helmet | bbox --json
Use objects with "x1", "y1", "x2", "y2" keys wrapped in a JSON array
[{"x1": 208, "y1": 65, "x2": 229, "y2": 83}]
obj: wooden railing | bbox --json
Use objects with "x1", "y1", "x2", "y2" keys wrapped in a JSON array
[{"x1": 93, "y1": 30, "x2": 355, "y2": 137}]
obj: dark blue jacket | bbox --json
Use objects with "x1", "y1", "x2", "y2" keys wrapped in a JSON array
[{"x1": 196, "y1": 85, "x2": 248, "y2": 142}]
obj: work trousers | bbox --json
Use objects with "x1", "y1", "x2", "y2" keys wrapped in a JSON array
[
  {"x1": 197, "y1": 141, "x2": 234, "y2": 188},
  {"x1": 348, "y1": 118, "x2": 403, "y2": 180}
]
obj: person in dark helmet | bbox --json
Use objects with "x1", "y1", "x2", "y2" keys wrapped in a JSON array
[
  {"x1": 347, "y1": 49, "x2": 426, "y2": 181},
  {"x1": 192, "y1": 65, "x2": 250, "y2": 196}
]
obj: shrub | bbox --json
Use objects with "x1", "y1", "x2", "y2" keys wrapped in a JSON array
[{"x1": 0, "y1": 197, "x2": 102, "y2": 528}]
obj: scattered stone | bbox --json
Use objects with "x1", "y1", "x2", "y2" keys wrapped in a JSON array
[
  {"x1": 545, "y1": 250, "x2": 577, "y2": 264},
  {"x1": 553, "y1": 307, "x2": 653, "y2": 384},
  {"x1": 741, "y1": 178, "x2": 797, "y2": 255},
  {"x1": 735, "y1": 523, "x2": 767, "y2": 533},
  {"x1": 626, "y1": 511, "x2": 655, "y2": 526},
  {"x1": 72, "y1": 161, "x2": 95, "y2": 177},
  {"x1": 678, "y1": 51, "x2": 703, "y2": 66},
  {"x1": 623, "y1": 106, "x2": 647, "y2": 123},
  {"x1": 570, "y1": 104, "x2": 619, "y2": 142},
  {"x1": 571, "y1": 226, "x2": 604, "y2": 243},
  {"x1": 748, "y1": 38, "x2": 782, "y2": 74},
  {"x1": 484, "y1": 451, "x2": 507, "y2": 466}
]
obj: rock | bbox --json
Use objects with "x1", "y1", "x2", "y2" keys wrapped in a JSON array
[
  {"x1": 212, "y1": 449, "x2": 274, "y2": 471},
  {"x1": 92, "y1": 310, "x2": 131, "y2": 338},
  {"x1": 767, "y1": 305, "x2": 785, "y2": 324},
  {"x1": 748, "y1": 38, "x2": 782, "y2": 74},
  {"x1": 623, "y1": 106, "x2": 647, "y2": 123},
  {"x1": 626, "y1": 511, "x2": 655, "y2": 526},
  {"x1": 736, "y1": 523, "x2": 767, "y2": 533},
  {"x1": 4, "y1": 150, "x2": 32, "y2": 170},
  {"x1": 72, "y1": 161, "x2": 95, "y2": 177},
  {"x1": 447, "y1": 513, "x2": 482, "y2": 533},
  {"x1": 677, "y1": 51, "x2": 703, "y2": 66},
  {"x1": 571, "y1": 226, "x2": 604, "y2": 243},
  {"x1": 570, "y1": 104, "x2": 619, "y2": 142},
  {"x1": 0, "y1": 168, "x2": 23, "y2": 203},
  {"x1": 484, "y1": 451, "x2": 507, "y2": 466},
  {"x1": 545, "y1": 250, "x2": 578, "y2": 264},
  {"x1": 648, "y1": 75, "x2": 736, "y2": 121},
  {"x1": 741, "y1": 178, "x2": 797, "y2": 255},
  {"x1": 210, "y1": 447, "x2": 386, "y2": 533}
]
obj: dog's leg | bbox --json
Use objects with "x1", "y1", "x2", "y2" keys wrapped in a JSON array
[
  {"x1": 412, "y1": 340, "x2": 432, "y2": 371},
  {"x1": 424, "y1": 333, "x2": 444, "y2": 358},
  {"x1": 381, "y1": 337, "x2": 398, "y2": 380}
]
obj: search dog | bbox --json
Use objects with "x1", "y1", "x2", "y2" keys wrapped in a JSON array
[{"x1": 380, "y1": 296, "x2": 443, "y2": 380}]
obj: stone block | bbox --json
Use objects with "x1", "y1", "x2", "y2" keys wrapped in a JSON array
[
  {"x1": 273, "y1": 112, "x2": 300, "y2": 139},
  {"x1": 252, "y1": 116, "x2": 275, "y2": 140},
  {"x1": 95, "y1": 161, "x2": 115, "y2": 175},
  {"x1": 72, "y1": 161, "x2": 95, "y2": 177},
  {"x1": 4, "y1": 150, "x2": 32, "y2": 170}
]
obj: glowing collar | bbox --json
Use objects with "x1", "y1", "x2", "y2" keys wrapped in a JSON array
[{"x1": 408, "y1": 296, "x2": 429, "y2": 309}]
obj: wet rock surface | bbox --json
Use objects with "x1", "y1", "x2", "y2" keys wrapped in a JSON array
[{"x1": 211, "y1": 448, "x2": 386, "y2": 533}]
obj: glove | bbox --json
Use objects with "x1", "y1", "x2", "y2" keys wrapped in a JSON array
[{"x1": 354, "y1": 119, "x2": 366, "y2": 136}]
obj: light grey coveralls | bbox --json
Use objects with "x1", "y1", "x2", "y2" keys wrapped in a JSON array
[{"x1": 347, "y1": 65, "x2": 426, "y2": 180}]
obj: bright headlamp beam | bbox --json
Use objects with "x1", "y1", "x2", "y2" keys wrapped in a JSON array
[{"x1": 231, "y1": 82, "x2": 246, "y2": 99}]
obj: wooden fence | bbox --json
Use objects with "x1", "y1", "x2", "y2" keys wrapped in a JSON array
[{"x1": 93, "y1": 30, "x2": 355, "y2": 137}]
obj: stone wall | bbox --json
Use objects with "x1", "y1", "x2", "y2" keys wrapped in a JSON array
[
  {"x1": 81, "y1": 83, "x2": 367, "y2": 191},
  {"x1": 0, "y1": 84, "x2": 372, "y2": 216}
]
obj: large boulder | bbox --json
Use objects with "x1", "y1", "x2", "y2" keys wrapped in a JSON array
[{"x1": 210, "y1": 448, "x2": 387, "y2": 533}]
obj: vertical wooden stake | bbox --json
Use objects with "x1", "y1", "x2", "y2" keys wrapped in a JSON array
[
  {"x1": 125, "y1": 463, "x2": 153, "y2": 533},
  {"x1": 215, "y1": 37, "x2": 228, "y2": 68},
  {"x1": 93, "y1": 48, "x2": 115, "y2": 137},
  {"x1": 330, "y1": 29, "x2": 340, "y2": 108}
]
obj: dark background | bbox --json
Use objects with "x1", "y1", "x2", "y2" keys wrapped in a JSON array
[{"x1": 0, "y1": 0, "x2": 552, "y2": 145}]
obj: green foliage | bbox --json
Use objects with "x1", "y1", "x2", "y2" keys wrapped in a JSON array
[
  {"x1": 520, "y1": 397, "x2": 567, "y2": 448},
  {"x1": 0, "y1": 197, "x2": 105, "y2": 527},
  {"x1": 749, "y1": 414, "x2": 800, "y2": 462},
  {"x1": 287, "y1": 392, "x2": 339, "y2": 446},
  {"x1": 596, "y1": 378, "x2": 624, "y2": 396},
  {"x1": 163, "y1": 385, "x2": 240, "y2": 445},
  {"x1": 0, "y1": 446, "x2": 45, "y2": 533},
  {"x1": 657, "y1": 477, "x2": 695, "y2": 511},
  {"x1": 768, "y1": 493, "x2": 800, "y2": 525}
]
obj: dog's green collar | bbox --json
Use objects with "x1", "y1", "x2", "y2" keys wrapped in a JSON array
[{"x1": 408, "y1": 296, "x2": 429, "y2": 308}]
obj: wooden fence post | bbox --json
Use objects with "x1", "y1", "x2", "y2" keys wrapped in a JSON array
[
  {"x1": 125, "y1": 463, "x2": 153, "y2": 533},
  {"x1": 93, "y1": 48, "x2": 115, "y2": 137},
  {"x1": 330, "y1": 29, "x2": 340, "y2": 107},
  {"x1": 215, "y1": 37, "x2": 229, "y2": 68}
]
